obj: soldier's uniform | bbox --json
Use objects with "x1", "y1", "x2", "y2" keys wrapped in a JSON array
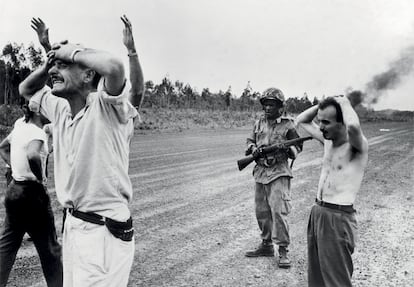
[{"x1": 245, "y1": 88, "x2": 302, "y2": 267}]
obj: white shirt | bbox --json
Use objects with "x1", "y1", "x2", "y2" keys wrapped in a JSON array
[
  {"x1": 29, "y1": 80, "x2": 138, "y2": 221},
  {"x1": 8, "y1": 118, "x2": 48, "y2": 182}
]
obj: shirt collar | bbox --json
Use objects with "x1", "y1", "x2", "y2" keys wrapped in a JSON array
[{"x1": 68, "y1": 92, "x2": 97, "y2": 125}]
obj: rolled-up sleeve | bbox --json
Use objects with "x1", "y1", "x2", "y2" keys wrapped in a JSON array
[
  {"x1": 98, "y1": 80, "x2": 139, "y2": 124},
  {"x1": 29, "y1": 87, "x2": 68, "y2": 123}
]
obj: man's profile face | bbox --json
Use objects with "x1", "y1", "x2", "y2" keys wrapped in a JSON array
[
  {"x1": 317, "y1": 106, "x2": 343, "y2": 140},
  {"x1": 262, "y1": 100, "x2": 283, "y2": 119},
  {"x1": 48, "y1": 60, "x2": 85, "y2": 97}
]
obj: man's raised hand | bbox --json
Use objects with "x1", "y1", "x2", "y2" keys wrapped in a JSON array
[
  {"x1": 50, "y1": 41, "x2": 84, "y2": 63},
  {"x1": 31, "y1": 17, "x2": 51, "y2": 52},
  {"x1": 121, "y1": 15, "x2": 136, "y2": 53}
]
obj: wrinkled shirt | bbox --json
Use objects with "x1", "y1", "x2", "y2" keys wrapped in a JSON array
[
  {"x1": 29, "y1": 79, "x2": 138, "y2": 221},
  {"x1": 247, "y1": 115, "x2": 301, "y2": 184}
]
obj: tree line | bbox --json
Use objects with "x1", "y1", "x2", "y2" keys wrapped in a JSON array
[{"x1": 1, "y1": 43, "x2": 316, "y2": 114}]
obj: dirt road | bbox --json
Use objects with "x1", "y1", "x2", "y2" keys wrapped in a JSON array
[{"x1": 1, "y1": 121, "x2": 413, "y2": 287}]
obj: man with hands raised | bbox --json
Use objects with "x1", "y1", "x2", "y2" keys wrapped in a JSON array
[
  {"x1": 20, "y1": 16, "x2": 144, "y2": 286},
  {"x1": 296, "y1": 95, "x2": 368, "y2": 287}
]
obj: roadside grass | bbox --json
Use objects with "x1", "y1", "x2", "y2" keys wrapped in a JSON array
[
  {"x1": 1, "y1": 104, "x2": 412, "y2": 138},
  {"x1": 136, "y1": 108, "x2": 261, "y2": 132}
]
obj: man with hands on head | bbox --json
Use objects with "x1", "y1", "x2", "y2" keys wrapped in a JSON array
[
  {"x1": 20, "y1": 16, "x2": 144, "y2": 286},
  {"x1": 295, "y1": 96, "x2": 368, "y2": 287}
]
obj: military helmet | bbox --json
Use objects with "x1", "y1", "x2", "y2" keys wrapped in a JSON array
[{"x1": 260, "y1": 88, "x2": 285, "y2": 105}]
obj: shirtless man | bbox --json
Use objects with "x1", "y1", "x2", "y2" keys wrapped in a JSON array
[{"x1": 296, "y1": 96, "x2": 368, "y2": 287}]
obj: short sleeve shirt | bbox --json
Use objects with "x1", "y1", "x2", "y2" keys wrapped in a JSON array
[
  {"x1": 9, "y1": 118, "x2": 48, "y2": 182},
  {"x1": 29, "y1": 80, "x2": 138, "y2": 221}
]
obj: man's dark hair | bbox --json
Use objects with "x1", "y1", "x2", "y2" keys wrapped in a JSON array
[
  {"x1": 22, "y1": 105, "x2": 34, "y2": 123},
  {"x1": 318, "y1": 97, "x2": 344, "y2": 123},
  {"x1": 19, "y1": 98, "x2": 33, "y2": 123}
]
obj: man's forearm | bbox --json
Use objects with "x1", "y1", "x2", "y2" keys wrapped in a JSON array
[
  {"x1": 296, "y1": 105, "x2": 318, "y2": 124},
  {"x1": 41, "y1": 42, "x2": 52, "y2": 53},
  {"x1": 74, "y1": 49, "x2": 123, "y2": 76},
  {"x1": 19, "y1": 63, "x2": 49, "y2": 100},
  {"x1": 74, "y1": 49, "x2": 125, "y2": 95},
  {"x1": 338, "y1": 98, "x2": 361, "y2": 129},
  {"x1": 0, "y1": 137, "x2": 11, "y2": 165},
  {"x1": 0, "y1": 150, "x2": 10, "y2": 166},
  {"x1": 128, "y1": 53, "x2": 144, "y2": 108},
  {"x1": 28, "y1": 156, "x2": 43, "y2": 182}
]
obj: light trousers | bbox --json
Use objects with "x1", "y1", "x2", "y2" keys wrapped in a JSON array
[{"x1": 62, "y1": 213, "x2": 134, "y2": 287}]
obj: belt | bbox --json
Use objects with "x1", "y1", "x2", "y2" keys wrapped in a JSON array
[
  {"x1": 315, "y1": 198, "x2": 355, "y2": 213},
  {"x1": 12, "y1": 179, "x2": 42, "y2": 185},
  {"x1": 64, "y1": 208, "x2": 134, "y2": 241},
  {"x1": 66, "y1": 208, "x2": 105, "y2": 225}
]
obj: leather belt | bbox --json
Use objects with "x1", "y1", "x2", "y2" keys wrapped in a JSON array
[
  {"x1": 66, "y1": 208, "x2": 105, "y2": 225},
  {"x1": 315, "y1": 198, "x2": 355, "y2": 213}
]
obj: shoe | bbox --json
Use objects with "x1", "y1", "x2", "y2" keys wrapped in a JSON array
[
  {"x1": 245, "y1": 241, "x2": 274, "y2": 257},
  {"x1": 278, "y1": 246, "x2": 291, "y2": 268}
]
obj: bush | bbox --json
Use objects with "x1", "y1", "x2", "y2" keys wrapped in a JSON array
[{"x1": 0, "y1": 105, "x2": 22, "y2": 127}]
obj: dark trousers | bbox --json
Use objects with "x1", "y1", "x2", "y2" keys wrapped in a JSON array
[
  {"x1": 4, "y1": 168, "x2": 12, "y2": 187},
  {"x1": 0, "y1": 180, "x2": 63, "y2": 287},
  {"x1": 307, "y1": 204, "x2": 357, "y2": 287}
]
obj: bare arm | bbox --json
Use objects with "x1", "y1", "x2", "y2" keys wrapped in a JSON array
[
  {"x1": 121, "y1": 15, "x2": 144, "y2": 108},
  {"x1": 0, "y1": 137, "x2": 11, "y2": 166},
  {"x1": 295, "y1": 105, "x2": 324, "y2": 143},
  {"x1": 18, "y1": 18, "x2": 52, "y2": 100},
  {"x1": 27, "y1": 140, "x2": 44, "y2": 182},
  {"x1": 336, "y1": 97, "x2": 368, "y2": 153},
  {"x1": 19, "y1": 60, "x2": 52, "y2": 100},
  {"x1": 51, "y1": 42, "x2": 125, "y2": 96},
  {"x1": 31, "y1": 17, "x2": 51, "y2": 52}
]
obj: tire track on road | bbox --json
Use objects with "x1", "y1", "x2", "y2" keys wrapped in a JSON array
[{"x1": 131, "y1": 126, "x2": 413, "y2": 286}]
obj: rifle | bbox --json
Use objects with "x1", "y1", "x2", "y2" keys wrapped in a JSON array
[{"x1": 237, "y1": 136, "x2": 313, "y2": 171}]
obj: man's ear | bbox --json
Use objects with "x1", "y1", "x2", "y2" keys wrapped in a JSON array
[{"x1": 83, "y1": 69, "x2": 96, "y2": 84}]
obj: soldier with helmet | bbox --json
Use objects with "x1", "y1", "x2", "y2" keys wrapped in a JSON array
[{"x1": 244, "y1": 87, "x2": 302, "y2": 268}]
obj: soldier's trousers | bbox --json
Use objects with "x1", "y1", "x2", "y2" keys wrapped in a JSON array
[
  {"x1": 0, "y1": 180, "x2": 62, "y2": 287},
  {"x1": 307, "y1": 204, "x2": 357, "y2": 287},
  {"x1": 255, "y1": 176, "x2": 291, "y2": 246}
]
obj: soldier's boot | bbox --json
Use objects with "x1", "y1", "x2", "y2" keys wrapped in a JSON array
[
  {"x1": 245, "y1": 241, "x2": 274, "y2": 257},
  {"x1": 278, "y1": 246, "x2": 291, "y2": 268}
]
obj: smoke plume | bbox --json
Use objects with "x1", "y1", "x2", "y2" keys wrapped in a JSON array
[{"x1": 346, "y1": 45, "x2": 414, "y2": 107}]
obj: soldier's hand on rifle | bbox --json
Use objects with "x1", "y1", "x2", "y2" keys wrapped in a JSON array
[
  {"x1": 252, "y1": 147, "x2": 263, "y2": 159},
  {"x1": 245, "y1": 144, "x2": 254, "y2": 156}
]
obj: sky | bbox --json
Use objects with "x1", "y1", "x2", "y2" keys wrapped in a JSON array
[{"x1": 1, "y1": 0, "x2": 413, "y2": 110}]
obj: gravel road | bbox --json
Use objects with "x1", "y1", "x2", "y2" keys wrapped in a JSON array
[{"x1": 1, "y1": 121, "x2": 413, "y2": 287}]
